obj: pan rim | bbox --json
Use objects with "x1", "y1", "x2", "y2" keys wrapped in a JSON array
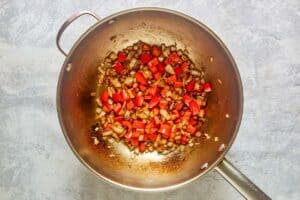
[{"x1": 56, "y1": 7, "x2": 244, "y2": 192}]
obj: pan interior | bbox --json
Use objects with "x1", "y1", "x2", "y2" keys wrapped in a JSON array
[{"x1": 58, "y1": 9, "x2": 243, "y2": 190}]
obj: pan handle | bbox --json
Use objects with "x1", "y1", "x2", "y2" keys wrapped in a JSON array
[
  {"x1": 215, "y1": 158, "x2": 271, "y2": 200},
  {"x1": 56, "y1": 11, "x2": 101, "y2": 56}
]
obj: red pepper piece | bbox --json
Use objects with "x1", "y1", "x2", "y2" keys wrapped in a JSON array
[
  {"x1": 126, "y1": 101, "x2": 134, "y2": 110},
  {"x1": 112, "y1": 92, "x2": 123, "y2": 102},
  {"x1": 144, "y1": 95, "x2": 152, "y2": 100},
  {"x1": 133, "y1": 120, "x2": 146, "y2": 129},
  {"x1": 189, "y1": 118, "x2": 198, "y2": 126},
  {"x1": 154, "y1": 116, "x2": 160, "y2": 125},
  {"x1": 149, "y1": 64, "x2": 158, "y2": 74},
  {"x1": 114, "y1": 116, "x2": 123, "y2": 123},
  {"x1": 181, "y1": 61, "x2": 190, "y2": 71},
  {"x1": 189, "y1": 100, "x2": 200, "y2": 115},
  {"x1": 113, "y1": 103, "x2": 122, "y2": 114},
  {"x1": 145, "y1": 121, "x2": 156, "y2": 134},
  {"x1": 142, "y1": 43, "x2": 150, "y2": 51},
  {"x1": 148, "y1": 57, "x2": 159, "y2": 68},
  {"x1": 183, "y1": 94, "x2": 193, "y2": 105},
  {"x1": 175, "y1": 102, "x2": 184, "y2": 111},
  {"x1": 139, "y1": 142, "x2": 146, "y2": 152},
  {"x1": 153, "y1": 108, "x2": 159, "y2": 116},
  {"x1": 114, "y1": 63, "x2": 124, "y2": 73},
  {"x1": 149, "y1": 96, "x2": 161, "y2": 108},
  {"x1": 182, "y1": 111, "x2": 192, "y2": 122},
  {"x1": 186, "y1": 80, "x2": 195, "y2": 92},
  {"x1": 147, "y1": 85, "x2": 159, "y2": 96},
  {"x1": 139, "y1": 84, "x2": 147, "y2": 91},
  {"x1": 117, "y1": 51, "x2": 126, "y2": 62},
  {"x1": 153, "y1": 72, "x2": 161, "y2": 80},
  {"x1": 148, "y1": 133, "x2": 158, "y2": 141},
  {"x1": 100, "y1": 91, "x2": 109, "y2": 102},
  {"x1": 121, "y1": 90, "x2": 130, "y2": 101},
  {"x1": 159, "y1": 123, "x2": 172, "y2": 139},
  {"x1": 186, "y1": 124, "x2": 197, "y2": 134},
  {"x1": 134, "y1": 96, "x2": 144, "y2": 107},
  {"x1": 140, "y1": 53, "x2": 152, "y2": 64},
  {"x1": 130, "y1": 138, "x2": 139, "y2": 147},
  {"x1": 203, "y1": 82, "x2": 212, "y2": 92},
  {"x1": 174, "y1": 66, "x2": 183, "y2": 76},
  {"x1": 152, "y1": 46, "x2": 161, "y2": 57},
  {"x1": 174, "y1": 81, "x2": 183, "y2": 88},
  {"x1": 181, "y1": 135, "x2": 187, "y2": 144},
  {"x1": 122, "y1": 121, "x2": 132, "y2": 132},
  {"x1": 165, "y1": 52, "x2": 182, "y2": 65},
  {"x1": 157, "y1": 62, "x2": 165, "y2": 72},
  {"x1": 102, "y1": 102, "x2": 112, "y2": 112},
  {"x1": 135, "y1": 71, "x2": 147, "y2": 85},
  {"x1": 159, "y1": 99, "x2": 168, "y2": 109},
  {"x1": 166, "y1": 75, "x2": 177, "y2": 84}
]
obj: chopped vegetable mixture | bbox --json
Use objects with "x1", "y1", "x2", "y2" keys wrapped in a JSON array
[{"x1": 92, "y1": 41, "x2": 212, "y2": 154}]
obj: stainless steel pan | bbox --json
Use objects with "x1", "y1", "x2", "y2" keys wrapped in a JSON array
[{"x1": 56, "y1": 8, "x2": 271, "y2": 199}]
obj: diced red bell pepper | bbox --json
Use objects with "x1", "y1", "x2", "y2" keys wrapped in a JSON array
[
  {"x1": 102, "y1": 102, "x2": 112, "y2": 112},
  {"x1": 114, "y1": 116, "x2": 123, "y2": 123},
  {"x1": 112, "y1": 92, "x2": 123, "y2": 102},
  {"x1": 174, "y1": 66, "x2": 183, "y2": 76},
  {"x1": 189, "y1": 118, "x2": 198, "y2": 126},
  {"x1": 133, "y1": 120, "x2": 146, "y2": 129},
  {"x1": 147, "y1": 85, "x2": 159, "y2": 96},
  {"x1": 174, "y1": 81, "x2": 183, "y2": 88},
  {"x1": 121, "y1": 90, "x2": 130, "y2": 101},
  {"x1": 181, "y1": 135, "x2": 187, "y2": 144},
  {"x1": 189, "y1": 100, "x2": 200, "y2": 115},
  {"x1": 181, "y1": 61, "x2": 190, "y2": 71},
  {"x1": 139, "y1": 142, "x2": 146, "y2": 152},
  {"x1": 153, "y1": 72, "x2": 161, "y2": 80},
  {"x1": 159, "y1": 99, "x2": 168, "y2": 109},
  {"x1": 113, "y1": 103, "x2": 122, "y2": 114},
  {"x1": 139, "y1": 84, "x2": 147, "y2": 91},
  {"x1": 100, "y1": 91, "x2": 109, "y2": 102},
  {"x1": 126, "y1": 101, "x2": 134, "y2": 110},
  {"x1": 117, "y1": 51, "x2": 126, "y2": 62},
  {"x1": 144, "y1": 95, "x2": 152, "y2": 100},
  {"x1": 148, "y1": 133, "x2": 158, "y2": 141},
  {"x1": 149, "y1": 64, "x2": 158, "y2": 74},
  {"x1": 182, "y1": 111, "x2": 192, "y2": 122},
  {"x1": 186, "y1": 124, "x2": 197, "y2": 134},
  {"x1": 122, "y1": 121, "x2": 132, "y2": 132},
  {"x1": 149, "y1": 96, "x2": 161, "y2": 108},
  {"x1": 142, "y1": 43, "x2": 150, "y2": 51},
  {"x1": 134, "y1": 96, "x2": 144, "y2": 107},
  {"x1": 157, "y1": 62, "x2": 165, "y2": 72},
  {"x1": 135, "y1": 71, "x2": 148, "y2": 85},
  {"x1": 166, "y1": 75, "x2": 177, "y2": 84},
  {"x1": 130, "y1": 138, "x2": 139, "y2": 147},
  {"x1": 186, "y1": 80, "x2": 195, "y2": 92},
  {"x1": 148, "y1": 57, "x2": 159, "y2": 68},
  {"x1": 183, "y1": 94, "x2": 193, "y2": 105},
  {"x1": 114, "y1": 62, "x2": 124, "y2": 73},
  {"x1": 165, "y1": 52, "x2": 182, "y2": 65},
  {"x1": 175, "y1": 102, "x2": 184, "y2": 111},
  {"x1": 103, "y1": 124, "x2": 113, "y2": 131},
  {"x1": 203, "y1": 82, "x2": 212, "y2": 92},
  {"x1": 159, "y1": 123, "x2": 172, "y2": 139},
  {"x1": 140, "y1": 53, "x2": 152, "y2": 64},
  {"x1": 152, "y1": 46, "x2": 161, "y2": 57}
]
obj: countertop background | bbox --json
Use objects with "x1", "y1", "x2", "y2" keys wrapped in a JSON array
[{"x1": 0, "y1": 1, "x2": 299, "y2": 200}]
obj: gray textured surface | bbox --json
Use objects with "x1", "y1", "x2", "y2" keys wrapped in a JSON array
[{"x1": 0, "y1": 1, "x2": 299, "y2": 200}]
